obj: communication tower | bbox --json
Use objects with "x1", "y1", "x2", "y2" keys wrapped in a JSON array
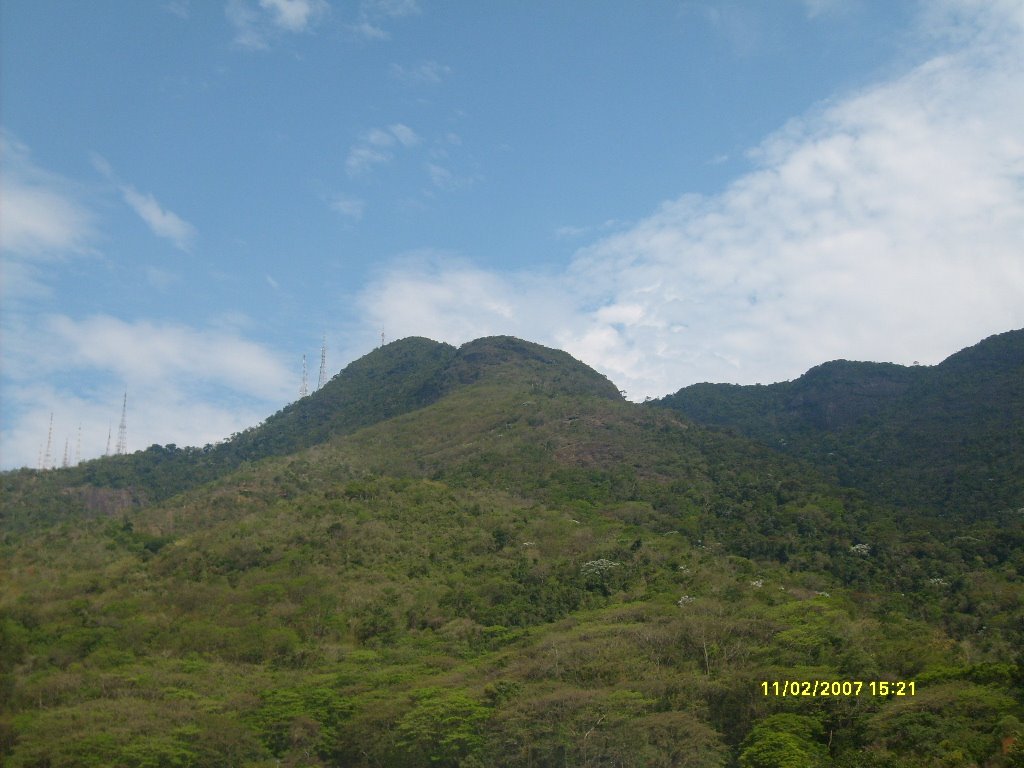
[
  {"x1": 116, "y1": 391, "x2": 128, "y2": 455},
  {"x1": 300, "y1": 354, "x2": 309, "y2": 398},
  {"x1": 43, "y1": 413, "x2": 53, "y2": 470},
  {"x1": 62, "y1": 437, "x2": 70, "y2": 468},
  {"x1": 317, "y1": 335, "x2": 327, "y2": 391},
  {"x1": 105, "y1": 425, "x2": 112, "y2": 456}
]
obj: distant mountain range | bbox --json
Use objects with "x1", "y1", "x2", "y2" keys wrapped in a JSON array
[
  {"x1": 1, "y1": 330, "x2": 1021, "y2": 767},
  {"x1": 652, "y1": 328, "x2": 1024, "y2": 518}
]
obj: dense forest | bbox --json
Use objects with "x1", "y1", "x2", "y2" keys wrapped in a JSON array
[{"x1": 2, "y1": 333, "x2": 1022, "y2": 767}]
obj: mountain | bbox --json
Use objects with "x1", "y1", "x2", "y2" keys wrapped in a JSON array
[
  {"x1": 652, "y1": 329, "x2": 1024, "y2": 518},
  {"x1": 1, "y1": 333, "x2": 1022, "y2": 767},
  {"x1": 0, "y1": 336, "x2": 622, "y2": 529}
]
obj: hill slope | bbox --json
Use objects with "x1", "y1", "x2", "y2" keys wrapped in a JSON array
[
  {"x1": 0, "y1": 336, "x2": 620, "y2": 529},
  {"x1": 652, "y1": 329, "x2": 1024, "y2": 517},
  {"x1": 1, "y1": 332, "x2": 1022, "y2": 767}
]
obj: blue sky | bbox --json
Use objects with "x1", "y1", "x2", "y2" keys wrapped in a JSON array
[{"x1": 2, "y1": 0, "x2": 1023, "y2": 469}]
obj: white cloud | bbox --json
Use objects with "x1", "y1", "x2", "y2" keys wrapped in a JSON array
[
  {"x1": 259, "y1": 0, "x2": 327, "y2": 31},
  {"x1": 330, "y1": 195, "x2": 365, "y2": 221},
  {"x1": 226, "y1": 0, "x2": 327, "y2": 48},
  {"x1": 800, "y1": 0, "x2": 847, "y2": 19},
  {"x1": 345, "y1": 124, "x2": 419, "y2": 176},
  {"x1": 391, "y1": 60, "x2": 451, "y2": 85},
  {"x1": 345, "y1": 145, "x2": 392, "y2": 176},
  {"x1": 119, "y1": 185, "x2": 197, "y2": 251},
  {"x1": 92, "y1": 154, "x2": 197, "y2": 251},
  {"x1": 0, "y1": 314, "x2": 296, "y2": 469},
  {"x1": 351, "y1": 0, "x2": 419, "y2": 40},
  {"x1": 226, "y1": 0, "x2": 268, "y2": 48},
  {"x1": 362, "y1": 0, "x2": 419, "y2": 19},
  {"x1": 0, "y1": 134, "x2": 93, "y2": 257},
  {"x1": 424, "y1": 162, "x2": 476, "y2": 191},
  {"x1": 164, "y1": 0, "x2": 190, "y2": 19},
  {"x1": 351, "y1": 21, "x2": 388, "y2": 40},
  {"x1": 354, "y1": 254, "x2": 569, "y2": 349},
  {"x1": 145, "y1": 266, "x2": 180, "y2": 290},
  {"x1": 43, "y1": 315, "x2": 290, "y2": 396},
  {"x1": 388, "y1": 123, "x2": 420, "y2": 148},
  {"x1": 354, "y1": 1, "x2": 1024, "y2": 399}
]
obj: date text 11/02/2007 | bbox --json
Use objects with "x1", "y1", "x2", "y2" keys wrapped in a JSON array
[{"x1": 761, "y1": 681, "x2": 916, "y2": 697}]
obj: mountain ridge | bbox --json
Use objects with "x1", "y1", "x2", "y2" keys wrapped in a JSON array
[
  {"x1": 1, "y1": 329, "x2": 1022, "y2": 766},
  {"x1": 651, "y1": 328, "x2": 1024, "y2": 516}
]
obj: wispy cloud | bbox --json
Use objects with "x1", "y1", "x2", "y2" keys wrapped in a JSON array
[
  {"x1": 92, "y1": 154, "x2": 196, "y2": 251},
  {"x1": 354, "y1": 1, "x2": 1024, "y2": 398},
  {"x1": 226, "y1": 0, "x2": 328, "y2": 49},
  {"x1": 800, "y1": 0, "x2": 847, "y2": 19},
  {"x1": 330, "y1": 195, "x2": 365, "y2": 221},
  {"x1": 424, "y1": 162, "x2": 476, "y2": 191},
  {"x1": 260, "y1": 0, "x2": 327, "y2": 31},
  {"x1": 350, "y1": 0, "x2": 419, "y2": 40},
  {"x1": 345, "y1": 124, "x2": 420, "y2": 176},
  {"x1": 163, "y1": 0, "x2": 190, "y2": 19},
  {"x1": 120, "y1": 186, "x2": 196, "y2": 251},
  {"x1": 390, "y1": 60, "x2": 451, "y2": 85}
]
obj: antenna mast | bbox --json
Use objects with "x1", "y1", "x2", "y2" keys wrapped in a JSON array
[
  {"x1": 105, "y1": 425, "x2": 112, "y2": 456},
  {"x1": 317, "y1": 335, "x2": 327, "y2": 390},
  {"x1": 75, "y1": 425, "x2": 82, "y2": 466},
  {"x1": 380, "y1": 328, "x2": 385, "y2": 348},
  {"x1": 62, "y1": 437, "x2": 70, "y2": 468},
  {"x1": 299, "y1": 354, "x2": 309, "y2": 398},
  {"x1": 43, "y1": 413, "x2": 53, "y2": 470},
  {"x1": 116, "y1": 391, "x2": 128, "y2": 455}
]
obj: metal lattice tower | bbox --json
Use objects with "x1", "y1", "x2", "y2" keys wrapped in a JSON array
[
  {"x1": 299, "y1": 354, "x2": 309, "y2": 398},
  {"x1": 317, "y1": 335, "x2": 327, "y2": 391},
  {"x1": 62, "y1": 437, "x2": 70, "y2": 468},
  {"x1": 105, "y1": 425, "x2": 112, "y2": 456},
  {"x1": 43, "y1": 413, "x2": 53, "y2": 470},
  {"x1": 75, "y1": 425, "x2": 82, "y2": 466},
  {"x1": 116, "y1": 391, "x2": 128, "y2": 455}
]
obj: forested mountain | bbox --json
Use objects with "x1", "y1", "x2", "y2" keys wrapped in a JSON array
[
  {"x1": 1, "y1": 335, "x2": 1022, "y2": 767},
  {"x1": 653, "y1": 329, "x2": 1024, "y2": 518},
  {"x1": 0, "y1": 336, "x2": 621, "y2": 530}
]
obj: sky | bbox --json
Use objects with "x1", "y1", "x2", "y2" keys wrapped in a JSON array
[{"x1": 1, "y1": 0, "x2": 1022, "y2": 470}]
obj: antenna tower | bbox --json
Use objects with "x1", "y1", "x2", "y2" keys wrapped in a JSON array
[
  {"x1": 380, "y1": 329, "x2": 385, "y2": 348},
  {"x1": 317, "y1": 335, "x2": 327, "y2": 390},
  {"x1": 105, "y1": 425, "x2": 112, "y2": 456},
  {"x1": 43, "y1": 413, "x2": 53, "y2": 470},
  {"x1": 299, "y1": 354, "x2": 308, "y2": 398},
  {"x1": 116, "y1": 391, "x2": 128, "y2": 455},
  {"x1": 62, "y1": 437, "x2": 70, "y2": 468},
  {"x1": 75, "y1": 425, "x2": 82, "y2": 466}
]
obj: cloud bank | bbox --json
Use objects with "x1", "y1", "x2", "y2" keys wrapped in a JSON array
[{"x1": 354, "y1": 1, "x2": 1024, "y2": 398}]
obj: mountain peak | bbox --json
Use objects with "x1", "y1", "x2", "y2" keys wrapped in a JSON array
[{"x1": 445, "y1": 336, "x2": 622, "y2": 400}]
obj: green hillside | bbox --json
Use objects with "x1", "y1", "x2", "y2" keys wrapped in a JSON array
[
  {"x1": 0, "y1": 336, "x2": 620, "y2": 531},
  {"x1": 1, "y1": 335, "x2": 1022, "y2": 767},
  {"x1": 653, "y1": 329, "x2": 1024, "y2": 518}
]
